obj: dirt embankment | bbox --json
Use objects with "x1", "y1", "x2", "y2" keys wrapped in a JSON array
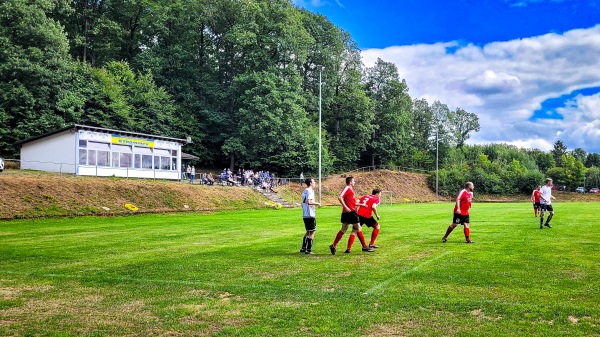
[
  {"x1": 276, "y1": 170, "x2": 445, "y2": 206},
  {"x1": 1, "y1": 169, "x2": 596, "y2": 219},
  {"x1": 0, "y1": 172, "x2": 265, "y2": 219}
]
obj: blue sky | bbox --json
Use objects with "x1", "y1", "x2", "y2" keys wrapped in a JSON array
[{"x1": 294, "y1": 0, "x2": 600, "y2": 154}]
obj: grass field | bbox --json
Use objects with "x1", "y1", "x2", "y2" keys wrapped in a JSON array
[{"x1": 1, "y1": 202, "x2": 599, "y2": 336}]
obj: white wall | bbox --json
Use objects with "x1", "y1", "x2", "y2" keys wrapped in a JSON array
[
  {"x1": 20, "y1": 128, "x2": 184, "y2": 180},
  {"x1": 21, "y1": 130, "x2": 76, "y2": 173},
  {"x1": 78, "y1": 166, "x2": 180, "y2": 180}
]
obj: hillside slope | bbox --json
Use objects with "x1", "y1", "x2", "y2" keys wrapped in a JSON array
[
  {"x1": 0, "y1": 169, "x2": 440, "y2": 219},
  {"x1": 275, "y1": 170, "x2": 443, "y2": 206},
  {"x1": 1, "y1": 170, "x2": 596, "y2": 219},
  {"x1": 0, "y1": 172, "x2": 266, "y2": 219}
]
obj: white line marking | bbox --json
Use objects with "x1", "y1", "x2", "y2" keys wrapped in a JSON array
[{"x1": 364, "y1": 251, "x2": 451, "y2": 295}]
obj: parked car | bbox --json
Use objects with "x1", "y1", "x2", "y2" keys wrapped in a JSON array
[
  {"x1": 557, "y1": 185, "x2": 567, "y2": 191},
  {"x1": 0, "y1": 157, "x2": 4, "y2": 172},
  {"x1": 590, "y1": 187, "x2": 600, "y2": 194},
  {"x1": 576, "y1": 187, "x2": 586, "y2": 193}
]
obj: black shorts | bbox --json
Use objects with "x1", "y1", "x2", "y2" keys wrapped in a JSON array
[
  {"x1": 533, "y1": 202, "x2": 541, "y2": 209},
  {"x1": 303, "y1": 217, "x2": 316, "y2": 232},
  {"x1": 452, "y1": 213, "x2": 470, "y2": 225},
  {"x1": 341, "y1": 211, "x2": 359, "y2": 224},
  {"x1": 540, "y1": 204, "x2": 554, "y2": 212},
  {"x1": 359, "y1": 215, "x2": 378, "y2": 228}
]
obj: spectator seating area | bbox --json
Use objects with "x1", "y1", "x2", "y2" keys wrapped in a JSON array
[{"x1": 181, "y1": 168, "x2": 292, "y2": 191}]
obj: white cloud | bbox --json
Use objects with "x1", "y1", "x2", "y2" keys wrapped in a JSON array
[
  {"x1": 446, "y1": 70, "x2": 522, "y2": 96},
  {"x1": 362, "y1": 25, "x2": 600, "y2": 153}
]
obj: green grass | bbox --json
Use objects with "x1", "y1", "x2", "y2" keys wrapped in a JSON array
[{"x1": 0, "y1": 203, "x2": 599, "y2": 336}]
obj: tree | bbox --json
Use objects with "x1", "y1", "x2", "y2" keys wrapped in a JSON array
[
  {"x1": 363, "y1": 59, "x2": 412, "y2": 167},
  {"x1": 448, "y1": 107, "x2": 480, "y2": 148},
  {"x1": 408, "y1": 98, "x2": 435, "y2": 170},
  {"x1": 551, "y1": 140, "x2": 567, "y2": 168},
  {"x1": 0, "y1": 0, "x2": 86, "y2": 156},
  {"x1": 585, "y1": 167, "x2": 600, "y2": 188},
  {"x1": 78, "y1": 61, "x2": 178, "y2": 137},
  {"x1": 571, "y1": 148, "x2": 587, "y2": 163},
  {"x1": 527, "y1": 148, "x2": 555, "y2": 173},
  {"x1": 585, "y1": 153, "x2": 600, "y2": 168},
  {"x1": 232, "y1": 69, "x2": 312, "y2": 174}
]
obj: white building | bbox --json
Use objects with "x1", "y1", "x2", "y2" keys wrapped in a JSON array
[{"x1": 16, "y1": 125, "x2": 189, "y2": 180}]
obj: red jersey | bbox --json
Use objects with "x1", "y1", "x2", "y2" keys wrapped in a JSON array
[
  {"x1": 532, "y1": 190, "x2": 541, "y2": 202},
  {"x1": 453, "y1": 189, "x2": 473, "y2": 215},
  {"x1": 340, "y1": 185, "x2": 356, "y2": 213},
  {"x1": 357, "y1": 195, "x2": 380, "y2": 218}
]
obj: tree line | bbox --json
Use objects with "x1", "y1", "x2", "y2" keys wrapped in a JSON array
[
  {"x1": 431, "y1": 141, "x2": 600, "y2": 195},
  {"x1": 1, "y1": 0, "x2": 598, "y2": 195}
]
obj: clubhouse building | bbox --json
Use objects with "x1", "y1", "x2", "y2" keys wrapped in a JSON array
[{"x1": 16, "y1": 125, "x2": 189, "y2": 180}]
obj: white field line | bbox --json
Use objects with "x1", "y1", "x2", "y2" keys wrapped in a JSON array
[{"x1": 364, "y1": 251, "x2": 451, "y2": 295}]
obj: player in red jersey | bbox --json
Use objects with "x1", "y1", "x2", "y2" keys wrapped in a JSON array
[
  {"x1": 442, "y1": 182, "x2": 475, "y2": 243},
  {"x1": 531, "y1": 185, "x2": 541, "y2": 217},
  {"x1": 357, "y1": 189, "x2": 382, "y2": 249},
  {"x1": 329, "y1": 176, "x2": 375, "y2": 254}
]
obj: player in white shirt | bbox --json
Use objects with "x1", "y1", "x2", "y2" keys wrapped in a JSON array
[
  {"x1": 300, "y1": 178, "x2": 320, "y2": 254},
  {"x1": 539, "y1": 178, "x2": 556, "y2": 229}
]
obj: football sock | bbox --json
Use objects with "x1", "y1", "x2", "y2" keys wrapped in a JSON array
[
  {"x1": 333, "y1": 231, "x2": 344, "y2": 247},
  {"x1": 464, "y1": 227, "x2": 471, "y2": 242},
  {"x1": 357, "y1": 231, "x2": 367, "y2": 248},
  {"x1": 306, "y1": 238, "x2": 313, "y2": 252},
  {"x1": 540, "y1": 216, "x2": 544, "y2": 226},
  {"x1": 534, "y1": 209, "x2": 538, "y2": 217},
  {"x1": 443, "y1": 225, "x2": 455, "y2": 239},
  {"x1": 546, "y1": 214, "x2": 553, "y2": 225},
  {"x1": 301, "y1": 236, "x2": 308, "y2": 251},
  {"x1": 370, "y1": 228, "x2": 380, "y2": 246},
  {"x1": 347, "y1": 235, "x2": 355, "y2": 251}
]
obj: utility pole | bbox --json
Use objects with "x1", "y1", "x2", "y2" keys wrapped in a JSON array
[{"x1": 318, "y1": 68, "x2": 323, "y2": 203}]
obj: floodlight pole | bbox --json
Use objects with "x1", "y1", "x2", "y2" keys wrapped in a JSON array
[
  {"x1": 436, "y1": 130, "x2": 439, "y2": 196},
  {"x1": 318, "y1": 68, "x2": 323, "y2": 204}
]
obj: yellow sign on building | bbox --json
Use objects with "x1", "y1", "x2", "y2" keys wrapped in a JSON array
[{"x1": 111, "y1": 134, "x2": 155, "y2": 148}]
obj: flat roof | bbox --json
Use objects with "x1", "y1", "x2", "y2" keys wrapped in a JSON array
[{"x1": 15, "y1": 124, "x2": 189, "y2": 146}]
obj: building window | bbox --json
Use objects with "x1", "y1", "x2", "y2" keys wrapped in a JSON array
[
  {"x1": 88, "y1": 150, "x2": 97, "y2": 165},
  {"x1": 143, "y1": 155, "x2": 153, "y2": 169},
  {"x1": 79, "y1": 149, "x2": 87, "y2": 165},
  {"x1": 135, "y1": 147, "x2": 153, "y2": 169},
  {"x1": 120, "y1": 153, "x2": 132, "y2": 168},
  {"x1": 153, "y1": 149, "x2": 170, "y2": 170},
  {"x1": 97, "y1": 150, "x2": 109, "y2": 166},
  {"x1": 111, "y1": 144, "x2": 132, "y2": 168},
  {"x1": 88, "y1": 142, "x2": 110, "y2": 167}
]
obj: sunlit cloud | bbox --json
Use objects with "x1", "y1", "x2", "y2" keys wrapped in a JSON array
[{"x1": 362, "y1": 25, "x2": 600, "y2": 153}]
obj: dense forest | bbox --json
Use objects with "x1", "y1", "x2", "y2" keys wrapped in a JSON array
[{"x1": 1, "y1": 0, "x2": 599, "y2": 195}]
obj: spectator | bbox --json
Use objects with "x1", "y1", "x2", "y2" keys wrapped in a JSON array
[
  {"x1": 190, "y1": 166, "x2": 196, "y2": 184},
  {"x1": 207, "y1": 173, "x2": 215, "y2": 185}
]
